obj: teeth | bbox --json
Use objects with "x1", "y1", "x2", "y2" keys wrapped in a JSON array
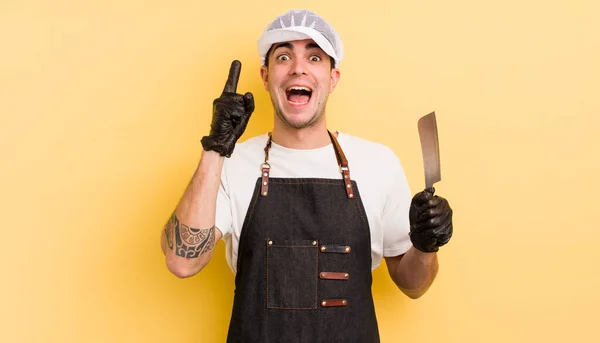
[{"x1": 287, "y1": 86, "x2": 312, "y2": 92}]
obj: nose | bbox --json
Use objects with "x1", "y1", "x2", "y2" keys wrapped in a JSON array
[{"x1": 289, "y1": 58, "x2": 307, "y2": 76}]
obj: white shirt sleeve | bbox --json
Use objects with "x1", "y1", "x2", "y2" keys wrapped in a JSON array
[
  {"x1": 215, "y1": 161, "x2": 233, "y2": 238},
  {"x1": 381, "y1": 155, "x2": 413, "y2": 257}
]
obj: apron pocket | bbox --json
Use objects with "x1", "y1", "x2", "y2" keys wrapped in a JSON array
[{"x1": 265, "y1": 239, "x2": 318, "y2": 310}]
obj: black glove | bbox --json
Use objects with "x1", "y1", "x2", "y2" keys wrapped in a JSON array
[
  {"x1": 201, "y1": 60, "x2": 254, "y2": 157},
  {"x1": 409, "y1": 187, "x2": 453, "y2": 252}
]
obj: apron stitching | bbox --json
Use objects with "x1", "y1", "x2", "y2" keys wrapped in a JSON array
[
  {"x1": 265, "y1": 244, "x2": 320, "y2": 310},
  {"x1": 269, "y1": 307, "x2": 317, "y2": 310},
  {"x1": 265, "y1": 240, "x2": 269, "y2": 308},
  {"x1": 315, "y1": 243, "x2": 319, "y2": 308},
  {"x1": 354, "y1": 190, "x2": 369, "y2": 228},
  {"x1": 270, "y1": 182, "x2": 345, "y2": 185},
  {"x1": 266, "y1": 245, "x2": 317, "y2": 248}
]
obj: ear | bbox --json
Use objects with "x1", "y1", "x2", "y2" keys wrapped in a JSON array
[
  {"x1": 329, "y1": 68, "x2": 341, "y2": 93},
  {"x1": 260, "y1": 65, "x2": 269, "y2": 91}
]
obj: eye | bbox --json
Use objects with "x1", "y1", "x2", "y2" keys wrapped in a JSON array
[
  {"x1": 277, "y1": 54, "x2": 290, "y2": 61},
  {"x1": 309, "y1": 55, "x2": 322, "y2": 62}
]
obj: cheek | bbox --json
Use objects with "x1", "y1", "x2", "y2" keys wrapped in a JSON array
[
  {"x1": 323, "y1": 77, "x2": 333, "y2": 93},
  {"x1": 267, "y1": 73, "x2": 282, "y2": 88},
  {"x1": 268, "y1": 80, "x2": 280, "y2": 93}
]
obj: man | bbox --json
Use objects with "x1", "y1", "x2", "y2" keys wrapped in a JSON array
[{"x1": 161, "y1": 9, "x2": 453, "y2": 343}]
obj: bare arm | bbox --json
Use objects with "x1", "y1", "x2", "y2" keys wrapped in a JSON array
[
  {"x1": 159, "y1": 60, "x2": 254, "y2": 278},
  {"x1": 384, "y1": 248, "x2": 438, "y2": 299},
  {"x1": 161, "y1": 151, "x2": 224, "y2": 278},
  {"x1": 385, "y1": 187, "x2": 453, "y2": 298}
]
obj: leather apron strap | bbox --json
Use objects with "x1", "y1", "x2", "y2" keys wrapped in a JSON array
[{"x1": 261, "y1": 131, "x2": 354, "y2": 198}]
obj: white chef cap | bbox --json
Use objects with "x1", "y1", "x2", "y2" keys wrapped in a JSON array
[{"x1": 258, "y1": 9, "x2": 344, "y2": 67}]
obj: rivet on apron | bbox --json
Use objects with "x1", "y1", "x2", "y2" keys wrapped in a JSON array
[
  {"x1": 321, "y1": 301, "x2": 327, "y2": 306},
  {"x1": 320, "y1": 273, "x2": 325, "y2": 278},
  {"x1": 260, "y1": 161, "x2": 270, "y2": 197},
  {"x1": 346, "y1": 184, "x2": 351, "y2": 188},
  {"x1": 342, "y1": 300, "x2": 347, "y2": 305},
  {"x1": 344, "y1": 273, "x2": 349, "y2": 278},
  {"x1": 349, "y1": 193, "x2": 354, "y2": 198},
  {"x1": 312, "y1": 241, "x2": 317, "y2": 246},
  {"x1": 345, "y1": 246, "x2": 351, "y2": 253},
  {"x1": 268, "y1": 240, "x2": 273, "y2": 245},
  {"x1": 320, "y1": 245, "x2": 327, "y2": 252}
]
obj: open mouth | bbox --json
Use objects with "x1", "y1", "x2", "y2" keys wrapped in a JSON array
[{"x1": 286, "y1": 86, "x2": 312, "y2": 105}]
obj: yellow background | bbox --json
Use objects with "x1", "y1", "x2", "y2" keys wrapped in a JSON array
[{"x1": 1, "y1": 0, "x2": 599, "y2": 342}]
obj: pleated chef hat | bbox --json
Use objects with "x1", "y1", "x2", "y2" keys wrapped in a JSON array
[{"x1": 258, "y1": 9, "x2": 344, "y2": 67}]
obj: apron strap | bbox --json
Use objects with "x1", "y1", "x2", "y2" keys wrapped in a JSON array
[
  {"x1": 261, "y1": 131, "x2": 355, "y2": 199},
  {"x1": 260, "y1": 134, "x2": 273, "y2": 196},
  {"x1": 328, "y1": 131, "x2": 354, "y2": 199}
]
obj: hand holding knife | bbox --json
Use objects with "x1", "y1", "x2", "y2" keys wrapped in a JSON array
[{"x1": 409, "y1": 112, "x2": 454, "y2": 253}]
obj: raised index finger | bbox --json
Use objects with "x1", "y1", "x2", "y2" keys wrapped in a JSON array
[{"x1": 223, "y1": 60, "x2": 241, "y2": 94}]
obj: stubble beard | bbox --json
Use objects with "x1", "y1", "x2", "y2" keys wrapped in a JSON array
[{"x1": 271, "y1": 93, "x2": 329, "y2": 130}]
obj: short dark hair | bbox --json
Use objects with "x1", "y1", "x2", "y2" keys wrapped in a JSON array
[{"x1": 264, "y1": 44, "x2": 335, "y2": 70}]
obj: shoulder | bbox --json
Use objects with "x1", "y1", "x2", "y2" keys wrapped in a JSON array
[
  {"x1": 227, "y1": 134, "x2": 269, "y2": 162},
  {"x1": 234, "y1": 133, "x2": 269, "y2": 152},
  {"x1": 221, "y1": 133, "x2": 269, "y2": 180},
  {"x1": 337, "y1": 132, "x2": 402, "y2": 170}
]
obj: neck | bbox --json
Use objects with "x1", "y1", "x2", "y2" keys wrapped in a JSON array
[{"x1": 271, "y1": 120, "x2": 331, "y2": 149}]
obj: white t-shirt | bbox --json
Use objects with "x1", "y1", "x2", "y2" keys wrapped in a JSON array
[{"x1": 216, "y1": 132, "x2": 413, "y2": 274}]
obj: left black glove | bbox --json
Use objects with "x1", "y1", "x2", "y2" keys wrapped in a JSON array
[
  {"x1": 201, "y1": 60, "x2": 254, "y2": 158},
  {"x1": 409, "y1": 187, "x2": 453, "y2": 253}
]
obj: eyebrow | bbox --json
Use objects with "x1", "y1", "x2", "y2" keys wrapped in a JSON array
[
  {"x1": 272, "y1": 42, "x2": 324, "y2": 53},
  {"x1": 272, "y1": 42, "x2": 293, "y2": 53},
  {"x1": 305, "y1": 43, "x2": 321, "y2": 50}
]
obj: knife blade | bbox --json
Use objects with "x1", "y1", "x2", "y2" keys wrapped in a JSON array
[{"x1": 418, "y1": 112, "x2": 441, "y2": 190}]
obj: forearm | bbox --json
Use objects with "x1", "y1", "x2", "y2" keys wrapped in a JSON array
[
  {"x1": 385, "y1": 247, "x2": 439, "y2": 299},
  {"x1": 161, "y1": 150, "x2": 224, "y2": 278}
]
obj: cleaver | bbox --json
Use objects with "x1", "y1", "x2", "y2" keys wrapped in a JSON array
[{"x1": 418, "y1": 112, "x2": 441, "y2": 191}]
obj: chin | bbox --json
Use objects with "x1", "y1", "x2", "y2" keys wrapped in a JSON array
[{"x1": 278, "y1": 109, "x2": 322, "y2": 129}]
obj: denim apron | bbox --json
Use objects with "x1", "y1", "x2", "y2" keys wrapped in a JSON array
[{"x1": 226, "y1": 131, "x2": 380, "y2": 343}]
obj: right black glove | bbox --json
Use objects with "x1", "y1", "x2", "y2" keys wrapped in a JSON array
[
  {"x1": 409, "y1": 187, "x2": 453, "y2": 252},
  {"x1": 201, "y1": 60, "x2": 255, "y2": 157}
]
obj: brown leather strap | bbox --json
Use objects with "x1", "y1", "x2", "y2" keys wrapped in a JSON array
[
  {"x1": 264, "y1": 132, "x2": 273, "y2": 161},
  {"x1": 319, "y1": 272, "x2": 350, "y2": 280},
  {"x1": 320, "y1": 299, "x2": 348, "y2": 307},
  {"x1": 327, "y1": 131, "x2": 347, "y2": 170},
  {"x1": 328, "y1": 131, "x2": 354, "y2": 199},
  {"x1": 261, "y1": 133, "x2": 273, "y2": 196},
  {"x1": 261, "y1": 164, "x2": 270, "y2": 196},
  {"x1": 261, "y1": 131, "x2": 354, "y2": 198},
  {"x1": 319, "y1": 244, "x2": 351, "y2": 254}
]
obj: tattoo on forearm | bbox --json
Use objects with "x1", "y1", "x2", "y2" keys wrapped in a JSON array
[
  {"x1": 165, "y1": 213, "x2": 215, "y2": 258},
  {"x1": 164, "y1": 214, "x2": 176, "y2": 250}
]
